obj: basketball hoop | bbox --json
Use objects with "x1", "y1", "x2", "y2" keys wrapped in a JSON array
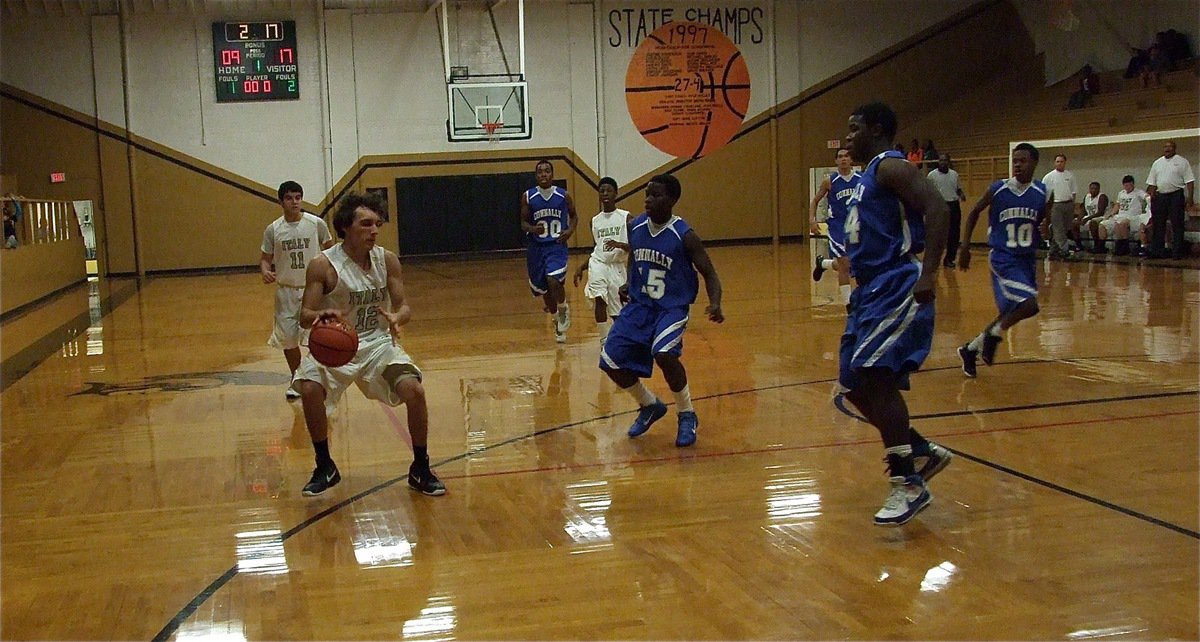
[{"x1": 482, "y1": 121, "x2": 503, "y2": 144}]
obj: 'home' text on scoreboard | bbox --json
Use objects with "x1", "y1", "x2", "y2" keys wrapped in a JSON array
[{"x1": 213, "y1": 21, "x2": 299, "y2": 102}]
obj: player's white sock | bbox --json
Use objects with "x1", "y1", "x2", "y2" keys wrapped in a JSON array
[
  {"x1": 623, "y1": 381, "x2": 657, "y2": 408},
  {"x1": 673, "y1": 384, "x2": 694, "y2": 413},
  {"x1": 967, "y1": 331, "x2": 987, "y2": 352},
  {"x1": 597, "y1": 320, "x2": 611, "y2": 343},
  {"x1": 987, "y1": 323, "x2": 1003, "y2": 337},
  {"x1": 558, "y1": 303, "x2": 570, "y2": 320},
  {"x1": 821, "y1": 259, "x2": 835, "y2": 270},
  {"x1": 839, "y1": 284, "x2": 851, "y2": 304}
]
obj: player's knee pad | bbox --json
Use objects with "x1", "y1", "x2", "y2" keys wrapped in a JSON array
[{"x1": 384, "y1": 364, "x2": 422, "y2": 398}]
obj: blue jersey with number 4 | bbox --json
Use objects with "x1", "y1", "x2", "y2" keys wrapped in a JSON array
[
  {"x1": 627, "y1": 213, "x2": 698, "y2": 309},
  {"x1": 987, "y1": 178, "x2": 1047, "y2": 257},
  {"x1": 526, "y1": 186, "x2": 570, "y2": 245},
  {"x1": 845, "y1": 150, "x2": 925, "y2": 286}
]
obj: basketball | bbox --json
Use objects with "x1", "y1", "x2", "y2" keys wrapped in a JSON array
[
  {"x1": 308, "y1": 319, "x2": 358, "y2": 368},
  {"x1": 625, "y1": 21, "x2": 751, "y2": 159}
]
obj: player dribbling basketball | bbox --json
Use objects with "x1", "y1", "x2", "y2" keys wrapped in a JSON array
[
  {"x1": 573, "y1": 176, "x2": 630, "y2": 346},
  {"x1": 293, "y1": 191, "x2": 445, "y2": 498}
]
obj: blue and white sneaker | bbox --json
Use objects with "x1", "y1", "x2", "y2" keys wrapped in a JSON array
[
  {"x1": 627, "y1": 400, "x2": 668, "y2": 438},
  {"x1": 675, "y1": 411, "x2": 698, "y2": 447},
  {"x1": 873, "y1": 475, "x2": 931, "y2": 526}
]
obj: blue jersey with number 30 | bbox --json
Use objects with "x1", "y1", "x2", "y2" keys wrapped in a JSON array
[
  {"x1": 627, "y1": 213, "x2": 698, "y2": 309},
  {"x1": 987, "y1": 178, "x2": 1047, "y2": 257},
  {"x1": 845, "y1": 150, "x2": 926, "y2": 286},
  {"x1": 526, "y1": 186, "x2": 570, "y2": 245}
]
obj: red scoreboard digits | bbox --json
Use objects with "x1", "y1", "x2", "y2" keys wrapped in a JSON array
[{"x1": 213, "y1": 21, "x2": 299, "y2": 102}]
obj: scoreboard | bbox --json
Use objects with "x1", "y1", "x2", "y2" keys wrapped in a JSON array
[{"x1": 213, "y1": 21, "x2": 299, "y2": 103}]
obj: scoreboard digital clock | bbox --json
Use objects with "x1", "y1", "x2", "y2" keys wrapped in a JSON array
[{"x1": 213, "y1": 21, "x2": 299, "y2": 103}]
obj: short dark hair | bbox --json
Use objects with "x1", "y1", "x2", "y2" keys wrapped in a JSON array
[
  {"x1": 1123, "y1": 174, "x2": 1135, "y2": 183},
  {"x1": 1055, "y1": 153, "x2": 1067, "y2": 161},
  {"x1": 835, "y1": 147, "x2": 850, "y2": 159},
  {"x1": 332, "y1": 191, "x2": 387, "y2": 239},
  {"x1": 1013, "y1": 142, "x2": 1040, "y2": 163},
  {"x1": 277, "y1": 180, "x2": 303, "y2": 201},
  {"x1": 599, "y1": 176, "x2": 618, "y2": 190},
  {"x1": 648, "y1": 174, "x2": 681, "y2": 201},
  {"x1": 851, "y1": 102, "x2": 898, "y2": 141},
  {"x1": 1089, "y1": 181, "x2": 1100, "y2": 188},
  {"x1": 535, "y1": 159, "x2": 554, "y2": 172}
]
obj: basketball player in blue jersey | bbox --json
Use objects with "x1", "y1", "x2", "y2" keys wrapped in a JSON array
[
  {"x1": 956, "y1": 143, "x2": 1048, "y2": 377},
  {"x1": 600, "y1": 174, "x2": 723, "y2": 448},
  {"x1": 293, "y1": 192, "x2": 445, "y2": 498},
  {"x1": 520, "y1": 160, "x2": 579, "y2": 343},
  {"x1": 810, "y1": 147, "x2": 860, "y2": 305},
  {"x1": 840, "y1": 102, "x2": 953, "y2": 526}
]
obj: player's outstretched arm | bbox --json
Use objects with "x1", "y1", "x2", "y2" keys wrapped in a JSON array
[
  {"x1": 957, "y1": 189, "x2": 994, "y2": 271},
  {"x1": 299, "y1": 254, "x2": 345, "y2": 328},
  {"x1": 573, "y1": 260, "x2": 588, "y2": 287},
  {"x1": 684, "y1": 230, "x2": 723, "y2": 323},
  {"x1": 877, "y1": 158, "x2": 949, "y2": 302},
  {"x1": 378, "y1": 251, "x2": 411, "y2": 339}
]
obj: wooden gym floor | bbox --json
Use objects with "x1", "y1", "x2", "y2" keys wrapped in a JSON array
[{"x1": 1, "y1": 243, "x2": 1197, "y2": 640}]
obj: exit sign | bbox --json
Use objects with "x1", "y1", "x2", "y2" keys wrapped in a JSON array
[
  {"x1": 826, "y1": 139, "x2": 841, "y2": 149},
  {"x1": 49, "y1": 172, "x2": 66, "y2": 183}
]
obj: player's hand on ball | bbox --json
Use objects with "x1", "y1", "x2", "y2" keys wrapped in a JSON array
[
  {"x1": 706, "y1": 304, "x2": 724, "y2": 323},
  {"x1": 957, "y1": 247, "x2": 971, "y2": 270},
  {"x1": 316, "y1": 310, "x2": 349, "y2": 327}
]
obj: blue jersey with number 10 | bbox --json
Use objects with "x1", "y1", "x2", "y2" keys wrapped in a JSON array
[
  {"x1": 987, "y1": 178, "x2": 1047, "y2": 257},
  {"x1": 526, "y1": 186, "x2": 570, "y2": 245},
  {"x1": 627, "y1": 213, "x2": 698, "y2": 309},
  {"x1": 845, "y1": 150, "x2": 926, "y2": 286}
]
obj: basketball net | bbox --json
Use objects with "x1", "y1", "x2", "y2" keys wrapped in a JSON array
[{"x1": 483, "y1": 121, "x2": 503, "y2": 145}]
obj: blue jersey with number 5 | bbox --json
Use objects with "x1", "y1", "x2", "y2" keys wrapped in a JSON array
[
  {"x1": 845, "y1": 150, "x2": 925, "y2": 286},
  {"x1": 987, "y1": 178, "x2": 1047, "y2": 257},
  {"x1": 526, "y1": 186, "x2": 570, "y2": 245},
  {"x1": 627, "y1": 213, "x2": 698, "y2": 309}
]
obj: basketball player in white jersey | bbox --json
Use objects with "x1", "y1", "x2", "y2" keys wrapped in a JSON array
[
  {"x1": 293, "y1": 192, "x2": 445, "y2": 498},
  {"x1": 260, "y1": 181, "x2": 334, "y2": 400},
  {"x1": 572, "y1": 176, "x2": 629, "y2": 345}
]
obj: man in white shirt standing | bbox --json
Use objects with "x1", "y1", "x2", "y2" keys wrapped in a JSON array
[
  {"x1": 1146, "y1": 140, "x2": 1196, "y2": 259},
  {"x1": 1042, "y1": 154, "x2": 1078, "y2": 258},
  {"x1": 927, "y1": 153, "x2": 967, "y2": 268}
]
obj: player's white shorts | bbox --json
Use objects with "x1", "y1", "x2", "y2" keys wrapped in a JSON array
[
  {"x1": 1101, "y1": 213, "x2": 1147, "y2": 235},
  {"x1": 295, "y1": 334, "x2": 422, "y2": 416},
  {"x1": 268, "y1": 285, "x2": 308, "y2": 350},
  {"x1": 584, "y1": 258, "x2": 627, "y2": 317}
]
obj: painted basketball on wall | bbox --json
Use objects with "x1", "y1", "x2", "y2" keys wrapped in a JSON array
[{"x1": 625, "y1": 21, "x2": 751, "y2": 160}]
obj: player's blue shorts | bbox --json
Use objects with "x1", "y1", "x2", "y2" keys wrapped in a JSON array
[
  {"x1": 989, "y1": 250, "x2": 1037, "y2": 316},
  {"x1": 599, "y1": 300, "x2": 689, "y2": 378},
  {"x1": 838, "y1": 259, "x2": 934, "y2": 391},
  {"x1": 527, "y1": 242, "x2": 568, "y2": 295},
  {"x1": 827, "y1": 217, "x2": 847, "y2": 259}
]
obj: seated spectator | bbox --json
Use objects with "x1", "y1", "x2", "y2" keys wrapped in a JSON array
[
  {"x1": 3, "y1": 206, "x2": 17, "y2": 249},
  {"x1": 1161, "y1": 29, "x2": 1192, "y2": 65},
  {"x1": 922, "y1": 140, "x2": 938, "y2": 170},
  {"x1": 1066, "y1": 64, "x2": 1100, "y2": 109},
  {"x1": 1141, "y1": 44, "x2": 1171, "y2": 87},
  {"x1": 906, "y1": 138, "x2": 922, "y2": 166}
]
